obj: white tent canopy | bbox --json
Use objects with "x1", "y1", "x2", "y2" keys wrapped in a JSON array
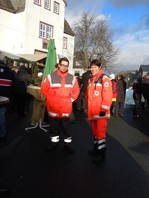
[{"x1": 18, "y1": 54, "x2": 47, "y2": 62}]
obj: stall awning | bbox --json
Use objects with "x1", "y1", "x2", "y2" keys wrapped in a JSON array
[{"x1": 18, "y1": 54, "x2": 47, "y2": 62}]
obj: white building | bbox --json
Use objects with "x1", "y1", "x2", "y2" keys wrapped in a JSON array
[{"x1": 0, "y1": 0, "x2": 75, "y2": 73}]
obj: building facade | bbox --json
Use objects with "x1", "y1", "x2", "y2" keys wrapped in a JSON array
[{"x1": 0, "y1": 0, "x2": 75, "y2": 73}]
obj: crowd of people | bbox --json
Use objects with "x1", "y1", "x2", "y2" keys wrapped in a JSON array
[
  {"x1": 0, "y1": 52, "x2": 33, "y2": 139},
  {"x1": 75, "y1": 70, "x2": 149, "y2": 120},
  {"x1": 0, "y1": 52, "x2": 149, "y2": 165},
  {"x1": 1, "y1": 52, "x2": 149, "y2": 195},
  {"x1": 131, "y1": 77, "x2": 149, "y2": 118}
]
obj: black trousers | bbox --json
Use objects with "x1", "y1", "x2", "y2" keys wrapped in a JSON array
[
  {"x1": 49, "y1": 117, "x2": 71, "y2": 141},
  {"x1": 14, "y1": 93, "x2": 27, "y2": 116}
]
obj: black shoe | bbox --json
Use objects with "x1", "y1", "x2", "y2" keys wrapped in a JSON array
[
  {"x1": 63, "y1": 145, "x2": 75, "y2": 154},
  {"x1": 47, "y1": 143, "x2": 58, "y2": 151}
]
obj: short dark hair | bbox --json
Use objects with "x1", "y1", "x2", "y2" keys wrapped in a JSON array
[
  {"x1": 59, "y1": 57, "x2": 69, "y2": 65},
  {"x1": 118, "y1": 74, "x2": 125, "y2": 79},
  {"x1": 90, "y1": 59, "x2": 102, "y2": 67}
]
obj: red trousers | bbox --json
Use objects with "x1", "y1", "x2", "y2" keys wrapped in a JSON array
[{"x1": 90, "y1": 119, "x2": 107, "y2": 140}]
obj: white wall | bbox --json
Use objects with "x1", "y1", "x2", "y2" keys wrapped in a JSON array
[
  {"x1": 0, "y1": 1, "x2": 66, "y2": 55},
  {"x1": 24, "y1": 0, "x2": 65, "y2": 55},
  {"x1": 0, "y1": 9, "x2": 25, "y2": 54},
  {"x1": 0, "y1": 0, "x2": 75, "y2": 69},
  {"x1": 62, "y1": 33, "x2": 74, "y2": 74}
]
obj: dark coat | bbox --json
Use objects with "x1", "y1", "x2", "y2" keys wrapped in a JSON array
[
  {"x1": 133, "y1": 81, "x2": 142, "y2": 100},
  {"x1": 116, "y1": 79, "x2": 126, "y2": 102},
  {"x1": 142, "y1": 81, "x2": 149, "y2": 98},
  {"x1": 81, "y1": 70, "x2": 92, "y2": 93},
  {"x1": 12, "y1": 69, "x2": 33, "y2": 94}
]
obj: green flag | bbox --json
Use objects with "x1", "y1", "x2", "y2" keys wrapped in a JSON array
[{"x1": 42, "y1": 39, "x2": 57, "y2": 82}]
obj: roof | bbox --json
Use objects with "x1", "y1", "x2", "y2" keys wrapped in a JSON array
[
  {"x1": 64, "y1": 19, "x2": 75, "y2": 36},
  {"x1": 139, "y1": 65, "x2": 149, "y2": 72},
  {"x1": 63, "y1": 0, "x2": 67, "y2": 6},
  {"x1": 0, "y1": 0, "x2": 14, "y2": 13},
  {"x1": 0, "y1": 0, "x2": 25, "y2": 13},
  {"x1": 117, "y1": 70, "x2": 137, "y2": 78}
]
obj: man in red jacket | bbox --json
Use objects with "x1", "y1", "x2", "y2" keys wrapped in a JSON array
[
  {"x1": 41, "y1": 57, "x2": 80, "y2": 153},
  {"x1": 86, "y1": 59, "x2": 112, "y2": 162}
]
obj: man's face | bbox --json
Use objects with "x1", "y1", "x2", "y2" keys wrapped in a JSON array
[
  {"x1": 58, "y1": 61, "x2": 69, "y2": 73},
  {"x1": 90, "y1": 65, "x2": 100, "y2": 75}
]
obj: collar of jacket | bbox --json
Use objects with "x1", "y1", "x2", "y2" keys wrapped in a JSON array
[
  {"x1": 92, "y1": 70, "x2": 103, "y2": 80},
  {"x1": 56, "y1": 69, "x2": 68, "y2": 77}
]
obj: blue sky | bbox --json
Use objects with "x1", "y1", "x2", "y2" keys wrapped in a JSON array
[{"x1": 65, "y1": 0, "x2": 149, "y2": 72}]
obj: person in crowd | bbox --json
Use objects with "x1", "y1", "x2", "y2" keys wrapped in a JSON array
[
  {"x1": 12, "y1": 65, "x2": 33, "y2": 117},
  {"x1": 142, "y1": 76, "x2": 149, "y2": 110},
  {"x1": 41, "y1": 57, "x2": 80, "y2": 153},
  {"x1": 0, "y1": 52, "x2": 13, "y2": 138},
  {"x1": 114, "y1": 74, "x2": 126, "y2": 117},
  {"x1": 109, "y1": 73, "x2": 118, "y2": 115},
  {"x1": 80, "y1": 66, "x2": 92, "y2": 113},
  {"x1": 132, "y1": 78, "x2": 143, "y2": 118},
  {"x1": 74, "y1": 73, "x2": 82, "y2": 111},
  {"x1": 86, "y1": 59, "x2": 112, "y2": 163}
]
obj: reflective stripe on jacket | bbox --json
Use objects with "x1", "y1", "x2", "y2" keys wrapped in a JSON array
[
  {"x1": 86, "y1": 71, "x2": 112, "y2": 120},
  {"x1": 0, "y1": 62, "x2": 13, "y2": 97},
  {"x1": 41, "y1": 70, "x2": 80, "y2": 118}
]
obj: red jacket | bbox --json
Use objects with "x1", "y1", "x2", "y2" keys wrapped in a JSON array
[
  {"x1": 86, "y1": 70, "x2": 112, "y2": 120},
  {"x1": 41, "y1": 70, "x2": 80, "y2": 118}
]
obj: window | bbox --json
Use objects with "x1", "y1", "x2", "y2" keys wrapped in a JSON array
[
  {"x1": 42, "y1": 39, "x2": 49, "y2": 49},
  {"x1": 40, "y1": 23, "x2": 46, "y2": 39},
  {"x1": 47, "y1": 25, "x2": 53, "y2": 39},
  {"x1": 39, "y1": 22, "x2": 53, "y2": 40},
  {"x1": 44, "y1": 0, "x2": 51, "y2": 10},
  {"x1": 34, "y1": 0, "x2": 41, "y2": 6},
  {"x1": 53, "y1": 1, "x2": 60, "y2": 14},
  {"x1": 63, "y1": 37, "x2": 67, "y2": 49}
]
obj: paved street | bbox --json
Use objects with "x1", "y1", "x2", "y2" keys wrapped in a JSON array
[{"x1": 0, "y1": 106, "x2": 149, "y2": 198}]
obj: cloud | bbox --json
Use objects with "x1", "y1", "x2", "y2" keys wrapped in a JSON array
[
  {"x1": 115, "y1": 30, "x2": 149, "y2": 70},
  {"x1": 65, "y1": 0, "x2": 104, "y2": 25},
  {"x1": 140, "y1": 13, "x2": 149, "y2": 28},
  {"x1": 65, "y1": 0, "x2": 149, "y2": 72},
  {"x1": 106, "y1": 0, "x2": 149, "y2": 7},
  {"x1": 66, "y1": 0, "x2": 149, "y2": 9}
]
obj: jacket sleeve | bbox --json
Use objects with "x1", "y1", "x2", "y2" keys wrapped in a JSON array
[
  {"x1": 100, "y1": 76, "x2": 113, "y2": 112},
  {"x1": 40, "y1": 76, "x2": 51, "y2": 98},
  {"x1": 71, "y1": 77, "x2": 80, "y2": 102}
]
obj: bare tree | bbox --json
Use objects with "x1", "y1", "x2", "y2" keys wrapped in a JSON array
[{"x1": 73, "y1": 12, "x2": 118, "y2": 69}]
